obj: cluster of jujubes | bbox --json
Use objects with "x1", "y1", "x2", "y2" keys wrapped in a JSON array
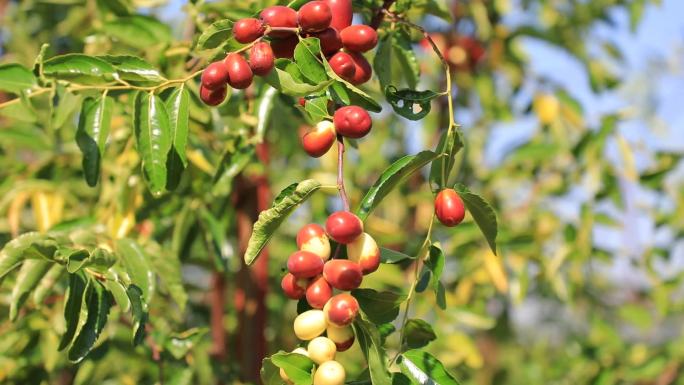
[
  {"x1": 300, "y1": 105, "x2": 372, "y2": 157},
  {"x1": 280, "y1": 212, "x2": 381, "y2": 385}
]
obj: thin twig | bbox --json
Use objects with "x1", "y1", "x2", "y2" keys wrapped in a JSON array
[
  {"x1": 336, "y1": 134, "x2": 351, "y2": 212},
  {"x1": 370, "y1": 0, "x2": 397, "y2": 29}
]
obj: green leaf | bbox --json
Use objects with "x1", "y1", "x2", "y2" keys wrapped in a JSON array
[
  {"x1": 76, "y1": 95, "x2": 113, "y2": 187},
  {"x1": 424, "y1": 0, "x2": 453, "y2": 22},
  {"x1": 103, "y1": 15, "x2": 172, "y2": 49},
  {"x1": 212, "y1": 141, "x2": 255, "y2": 197},
  {"x1": 53, "y1": 88, "x2": 83, "y2": 129},
  {"x1": 43, "y1": 54, "x2": 117, "y2": 85},
  {"x1": 373, "y1": 35, "x2": 392, "y2": 90},
  {"x1": 294, "y1": 37, "x2": 328, "y2": 84},
  {"x1": 102, "y1": 275, "x2": 130, "y2": 313},
  {"x1": 0, "y1": 232, "x2": 58, "y2": 280},
  {"x1": 244, "y1": 179, "x2": 321, "y2": 265},
  {"x1": 270, "y1": 351, "x2": 316, "y2": 385},
  {"x1": 378, "y1": 323, "x2": 396, "y2": 344},
  {"x1": 260, "y1": 357, "x2": 283, "y2": 385},
  {"x1": 425, "y1": 244, "x2": 445, "y2": 290},
  {"x1": 163, "y1": 328, "x2": 207, "y2": 360},
  {"x1": 321, "y1": 59, "x2": 382, "y2": 113},
  {"x1": 134, "y1": 91, "x2": 171, "y2": 196},
  {"x1": 453, "y1": 184, "x2": 498, "y2": 254},
  {"x1": 303, "y1": 95, "x2": 330, "y2": 122},
  {"x1": 9, "y1": 260, "x2": 53, "y2": 320},
  {"x1": 115, "y1": 239, "x2": 155, "y2": 303},
  {"x1": 32, "y1": 264, "x2": 64, "y2": 306},
  {"x1": 0, "y1": 64, "x2": 37, "y2": 94},
  {"x1": 402, "y1": 319, "x2": 437, "y2": 349},
  {"x1": 429, "y1": 128, "x2": 464, "y2": 193},
  {"x1": 127, "y1": 285, "x2": 148, "y2": 346},
  {"x1": 393, "y1": 31, "x2": 419, "y2": 89},
  {"x1": 196, "y1": 19, "x2": 234, "y2": 50},
  {"x1": 385, "y1": 86, "x2": 440, "y2": 120},
  {"x1": 380, "y1": 247, "x2": 415, "y2": 264},
  {"x1": 264, "y1": 59, "x2": 333, "y2": 97},
  {"x1": 59, "y1": 273, "x2": 89, "y2": 351},
  {"x1": 149, "y1": 240, "x2": 188, "y2": 311},
  {"x1": 165, "y1": 86, "x2": 190, "y2": 190},
  {"x1": 353, "y1": 288, "x2": 407, "y2": 324},
  {"x1": 357, "y1": 151, "x2": 440, "y2": 220},
  {"x1": 353, "y1": 318, "x2": 392, "y2": 385},
  {"x1": 68, "y1": 281, "x2": 112, "y2": 363},
  {"x1": 256, "y1": 86, "x2": 277, "y2": 143},
  {"x1": 399, "y1": 350, "x2": 461, "y2": 385},
  {"x1": 99, "y1": 55, "x2": 166, "y2": 84}
]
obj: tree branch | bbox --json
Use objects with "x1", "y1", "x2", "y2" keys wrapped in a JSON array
[
  {"x1": 336, "y1": 134, "x2": 351, "y2": 212},
  {"x1": 370, "y1": 0, "x2": 397, "y2": 29}
]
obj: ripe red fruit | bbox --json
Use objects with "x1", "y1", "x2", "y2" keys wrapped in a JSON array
[
  {"x1": 323, "y1": 0, "x2": 352, "y2": 32},
  {"x1": 298, "y1": 1, "x2": 332, "y2": 32},
  {"x1": 306, "y1": 276, "x2": 333, "y2": 309},
  {"x1": 340, "y1": 25, "x2": 378, "y2": 52},
  {"x1": 346, "y1": 232, "x2": 380, "y2": 275},
  {"x1": 333, "y1": 106, "x2": 372, "y2": 139},
  {"x1": 348, "y1": 51, "x2": 372, "y2": 85},
  {"x1": 324, "y1": 293, "x2": 359, "y2": 326},
  {"x1": 200, "y1": 61, "x2": 229, "y2": 90},
  {"x1": 325, "y1": 211, "x2": 363, "y2": 244},
  {"x1": 249, "y1": 42, "x2": 275, "y2": 76},
  {"x1": 281, "y1": 273, "x2": 308, "y2": 299},
  {"x1": 328, "y1": 52, "x2": 356, "y2": 82},
  {"x1": 233, "y1": 18, "x2": 265, "y2": 43},
  {"x1": 271, "y1": 35, "x2": 299, "y2": 59},
  {"x1": 297, "y1": 223, "x2": 332, "y2": 260},
  {"x1": 302, "y1": 120, "x2": 336, "y2": 158},
  {"x1": 224, "y1": 53, "x2": 253, "y2": 89},
  {"x1": 199, "y1": 85, "x2": 227, "y2": 106},
  {"x1": 298, "y1": 97, "x2": 307, "y2": 107},
  {"x1": 287, "y1": 250, "x2": 325, "y2": 278},
  {"x1": 434, "y1": 189, "x2": 466, "y2": 226},
  {"x1": 323, "y1": 260, "x2": 363, "y2": 291},
  {"x1": 311, "y1": 28, "x2": 342, "y2": 55},
  {"x1": 260, "y1": 6, "x2": 298, "y2": 37}
]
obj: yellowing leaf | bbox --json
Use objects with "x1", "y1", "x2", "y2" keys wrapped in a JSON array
[{"x1": 482, "y1": 249, "x2": 508, "y2": 293}]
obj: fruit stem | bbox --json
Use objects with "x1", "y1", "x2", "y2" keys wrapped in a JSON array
[
  {"x1": 370, "y1": 0, "x2": 397, "y2": 29},
  {"x1": 336, "y1": 134, "x2": 351, "y2": 212}
]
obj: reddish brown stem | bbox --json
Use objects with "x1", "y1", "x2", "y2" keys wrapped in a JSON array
[
  {"x1": 370, "y1": 0, "x2": 396, "y2": 29},
  {"x1": 336, "y1": 134, "x2": 351, "y2": 212}
]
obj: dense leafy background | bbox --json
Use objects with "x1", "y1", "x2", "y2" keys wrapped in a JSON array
[{"x1": 1, "y1": 0, "x2": 683, "y2": 384}]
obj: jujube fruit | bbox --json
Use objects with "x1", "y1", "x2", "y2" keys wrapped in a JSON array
[
  {"x1": 322, "y1": 260, "x2": 363, "y2": 291},
  {"x1": 293, "y1": 309, "x2": 327, "y2": 340},
  {"x1": 248, "y1": 42, "x2": 275, "y2": 76},
  {"x1": 346, "y1": 232, "x2": 380, "y2": 274},
  {"x1": 434, "y1": 188, "x2": 465, "y2": 226},
  {"x1": 328, "y1": 52, "x2": 356, "y2": 83},
  {"x1": 200, "y1": 62, "x2": 229, "y2": 90},
  {"x1": 306, "y1": 275, "x2": 333, "y2": 309},
  {"x1": 348, "y1": 51, "x2": 372, "y2": 85},
  {"x1": 323, "y1": 0, "x2": 352, "y2": 32},
  {"x1": 261, "y1": 6, "x2": 298, "y2": 37},
  {"x1": 312, "y1": 28, "x2": 343, "y2": 55},
  {"x1": 199, "y1": 85, "x2": 227, "y2": 106},
  {"x1": 340, "y1": 25, "x2": 378, "y2": 52},
  {"x1": 333, "y1": 106, "x2": 372, "y2": 139},
  {"x1": 307, "y1": 336, "x2": 337, "y2": 364},
  {"x1": 281, "y1": 273, "x2": 308, "y2": 299},
  {"x1": 298, "y1": 1, "x2": 332, "y2": 32},
  {"x1": 323, "y1": 293, "x2": 359, "y2": 326},
  {"x1": 224, "y1": 53, "x2": 253, "y2": 89},
  {"x1": 233, "y1": 18, "x2": 265, "y2": 43},
  {"x1": 271, "y1": 35, "x2": 299, "y2": 59},
  {"x1": 302, "y1": 120, "x2": 337, "y2": 158},
  {"x1": 313, "y1": 360, "x2": 346, "y2": 385},
  {"x1": 325, "y1": 211, "x2": 363, "y2": 244},
  {"x1": 287, "y1": 250, "x2": 325, "y2": 278},
  {"x1": 297, "y1": 223, "x2": 332, "y2": 260},
  {"x1": 326, "y1": 324, "x2": 354, "y2": 351}
]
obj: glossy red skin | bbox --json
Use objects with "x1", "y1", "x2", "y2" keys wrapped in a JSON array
[
  {"x1": 261, "y1": 6, "x2": 298, "y2": 37},
  {"x1": 333, "y1": 106, "x2": 371, "y2": 139},
  {"x1": 435, "y1": 189, "x2": 466, "y2": 226},
  {"x1": 271, "y1": 35, "x2": 299, "y2": 59},
  {"x1": 249, "y1": 42, "x2": 275, "y2": 76},
  {"x1": 297, "y1": 224, "x2": 327, "y2": 248},
  {"x1": 199, "y1": 85, "x2": 227, "y2": 106},
  {"x1": 281, "y1": 273, "x2": 308, "y2": 299},
  {"x1": 298, "y1": 1, "x2": 332, "y2": 32},
  {"x1": 311, "y1": 28, "x2": 342, "y2": 55},
  {"x1": 334, "y1": 336, "x2": 354, "y2": 351},
  {"x1": 324, "y1": 293, "x2": 359, "y2": 326},
  {"x1": 233, "y1": 18, "x2": 265, "y2": 43},
  {"x1": 328, "y1": 51, "x2": 356, "y2": 82},
  {"x1": 324, "y1": 0, "x2": 352, "y2": 32},
  {"x1": 306, "y1": 276, "x2": 333, "y2": 309},
  {"x1": 348, "y1": 51, "x2": 372, "y2": 85},
  {"x1": 302, "y1": 126, "x2": 336, "y2": 157},
  {"x1": 288, "y1": 250, "x2": 325, "y2": 278},
  {"x1": 323, "y1": 260, "x2": 363, "y2": 290},
  {"x1": 298, "y1": 97, "x2": 307, "y2": 107},
  {"x1": 224, "y1": 53, "x2": 253, "y2": 89},
  {"x1": 325, "y1": 211, "x2": 363, "y2": 244},
  {"x1": 340, "y1": 25, "x2": 378, "y2": 52},
  {"x1": 200, "y1": 61, "x2": 229, "y2": 90}
]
